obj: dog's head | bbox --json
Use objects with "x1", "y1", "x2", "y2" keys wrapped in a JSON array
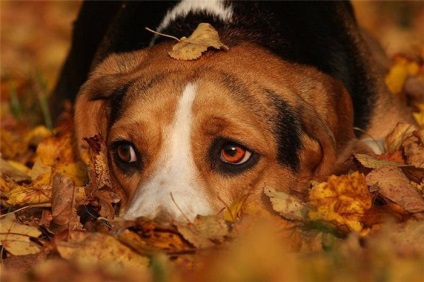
[{"x1": 75, "y1": 42, "x2": 355, "y2": 221}]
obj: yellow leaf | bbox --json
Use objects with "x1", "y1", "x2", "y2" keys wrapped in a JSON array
[
  {"x1": 0, "y1": 158, "x2": 30, "y2": 183},
  {"x1": 308, "y1": 172, "x2": 371, "y2": 234},
  {"x1": 0, "y1": 213, "x2": 42, "y2": 255},
  {"x1": 24, "y1": 125, "x2": 52, "y2": 148},
  {"x1": 57, "y1": 231, "x2": 149, "y2": 270},
  {"x1": 6, "y1": 183, "x2": 51, "y2": 206},
  {"x1": 224, "y1": 193, "x2": 250, "y2": 222},
  {"x1": 55, "y1": 161, "x2": 87, "y2": 187},
  {"x1": 169, "y1": 23, "x2": 228, "y2": 61},
  {"x1": 385, "y1": 55, "x2": 420, "y2": 95},
  {"x1": 412, "y1": 103, "x2": 424, "y2": 127}
]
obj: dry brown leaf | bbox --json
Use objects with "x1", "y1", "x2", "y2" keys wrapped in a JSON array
[
  {"x1": 308, "y1": 172, "x2": 372, "y2": 234},
  {"x1": 385, "y1": 123, "x2": 417, "y2": 153},
  {"x1": 94, "y1": 188, "x2": 120, "y2": 219},
  {"x1": 56, "y1": 231, "x2": 149, "y2": 270},
  {"x1": 51, "y1": 174, "x2": 83, "y2": 231},
  {"x1": 118, "y1": 218, "x2": 194, "y2": 254},
  {"x1": 0, "y1": 213, "x2": 42, "y2": 256},
  {"x1": 354, "y1": 153, "x2": 406, "y2": 169},
  {"x1": 82, "y1": 135, "x2": 112, "y2": 195},
  {"x1": 176, "y1": 215, "x2": 228, "y2": 249},
  {"x1": 169, "y1": 23, "x2": 228, "y2": 60},
  {"x1": 264, "y1": 187, "x2": 310, "y2": 221},
  {"x1": 80, "y1": 135, "x2": 120, "y2": 218},
  {"x1": 402, "y1": 129, "x2": 424, "y2": 168},
  {"x1": 366, "y1": 166, "x2": 424, "y2": 214}
]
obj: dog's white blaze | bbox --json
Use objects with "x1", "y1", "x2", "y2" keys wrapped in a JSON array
[
  {"x1": 151, "y1": 0, "x2": 233, "y2": 45},
  {"x1": 124, "y1": 83, "x2": 212, "y2": 220}
]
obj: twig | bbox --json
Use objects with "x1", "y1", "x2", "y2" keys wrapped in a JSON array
[
  {"x1": 170, "y1": 193, "x2": 191, "y2": 224},
  {"x1": 0, "y1": 204, "x2": 51, "y2": 218}
]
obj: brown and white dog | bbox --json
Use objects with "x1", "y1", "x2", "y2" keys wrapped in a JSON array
[{"x1": 52, "y1": 1, "x2": 413, "y2": 221}]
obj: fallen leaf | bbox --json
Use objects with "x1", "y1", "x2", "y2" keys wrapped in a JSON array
[
  {"x1": 264, "y1": 187, "x2": 310, "y2": 221},
  {"x1": 412, "y1": 102, "x2": 424, "y2": 126},
  {"x1": 56, "y1": 231, "x2": 149, "y2": 270},
  {"x1": 354, "y1": 153, "x2": 406, "y2": 169},
  {"x1": 0, "y1": 213, "x2": 42, "y2": 255},
  {"x1": 93, "y1": 187, "x2": 120, "y2": 219},
  {"x1": 51, "y1": 174, "x2": 83, "y2": 231},
  {"x1": 0, "y1": 158, "x2": 30, "y2": 183},
  {"x1": 223, "y1": 193, "x2": 250, "y2": 222},
  {"x1": 6, "y1": 183, "x2": 51, "y2": 206},
  {"x1": 176, "y1": 215, "x2": 228, "y2": 249},
  {"x1": 384, "y1": 123, "x2": 417, "y2": 153},
  {"x1": 402, "y1": 129, "x2": 424, "y2": 168},
  {"x1": 169, "y1": 23, "x2": 228, "y2": 60},
  {"x1": 308, "y1": 172, "x2": 372, "y2": 234},
  {"x1": 366, "y1": 166, "x2": 424, "y2": 214},
  {"x1": 34, "y1": 125, "x2": 87, "y2": 187},
  {"x1": 385, "y1": 54, "x2": 420, "y2": 95},
  {"x1": 118, "y1": 217, "x2": 194, "y2": 254},
  {"x1": 83, "y1": 135, "x2": 112, "y2": 195}
]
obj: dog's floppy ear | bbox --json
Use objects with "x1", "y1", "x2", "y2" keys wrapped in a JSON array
[
  {"x1": 294, "y1": 78, "x2": 355, "y2": 186},
  {"x1": 296, "y1": 102, "x2": 337, "y2": 180},
  {"x1": 74, "y1": 51, "x2": 146, "y2": 163}
]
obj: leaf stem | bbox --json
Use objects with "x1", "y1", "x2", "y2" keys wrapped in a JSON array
[{"x1": 145, "y1": 27, "x2": 180, "y2": 42}]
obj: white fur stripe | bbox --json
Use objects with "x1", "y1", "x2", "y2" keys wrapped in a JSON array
[
  {"x1": 150, "y1": 0, "x2": 233, "y2": 45},
  {"x1": 159, "y1": 0, "x2": 233, "y2": 31},
  {"x1": 124, "y1": 83, "x2": 212, "y2": 220}
]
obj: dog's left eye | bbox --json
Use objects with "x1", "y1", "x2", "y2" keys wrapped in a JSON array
[
  {"x1": 220, "y1": 143, "x2": 252, "y2": 165},
  {"x1": 210, "y1": 138, "x2": 259, "y2": 174}
]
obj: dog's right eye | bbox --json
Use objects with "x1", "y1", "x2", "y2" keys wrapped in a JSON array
[{"x1": 111, "y1": 141, "x2": 141, "y2": 174}]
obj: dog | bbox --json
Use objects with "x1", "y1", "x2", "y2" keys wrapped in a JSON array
[{"x1": 52, "y1": 0, "x2": 414, "y2": 221}]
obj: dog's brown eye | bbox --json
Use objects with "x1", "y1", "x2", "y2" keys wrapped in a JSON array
[
  {"x1": 116, "y1": 143, "x2": 137, "y2": 163},
  {"x1": 220, "y1": 143, "x2": 252, "y2": 165}
]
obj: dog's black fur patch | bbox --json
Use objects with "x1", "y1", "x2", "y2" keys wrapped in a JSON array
[{"x1": 53, "y1": 1, "x2": 377, "y2": 136}]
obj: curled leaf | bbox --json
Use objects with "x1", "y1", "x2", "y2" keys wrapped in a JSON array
[
  {"x1": 264, "y1": 187, "x2": 310, "y2": 221},
  {"x1": 308, "y1": 172, "x2": 372, "y2": 234}
]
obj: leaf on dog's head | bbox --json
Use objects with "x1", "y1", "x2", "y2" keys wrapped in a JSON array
[{"x1": 168, "y1": 23, "x2": 229, "y2": 60}]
